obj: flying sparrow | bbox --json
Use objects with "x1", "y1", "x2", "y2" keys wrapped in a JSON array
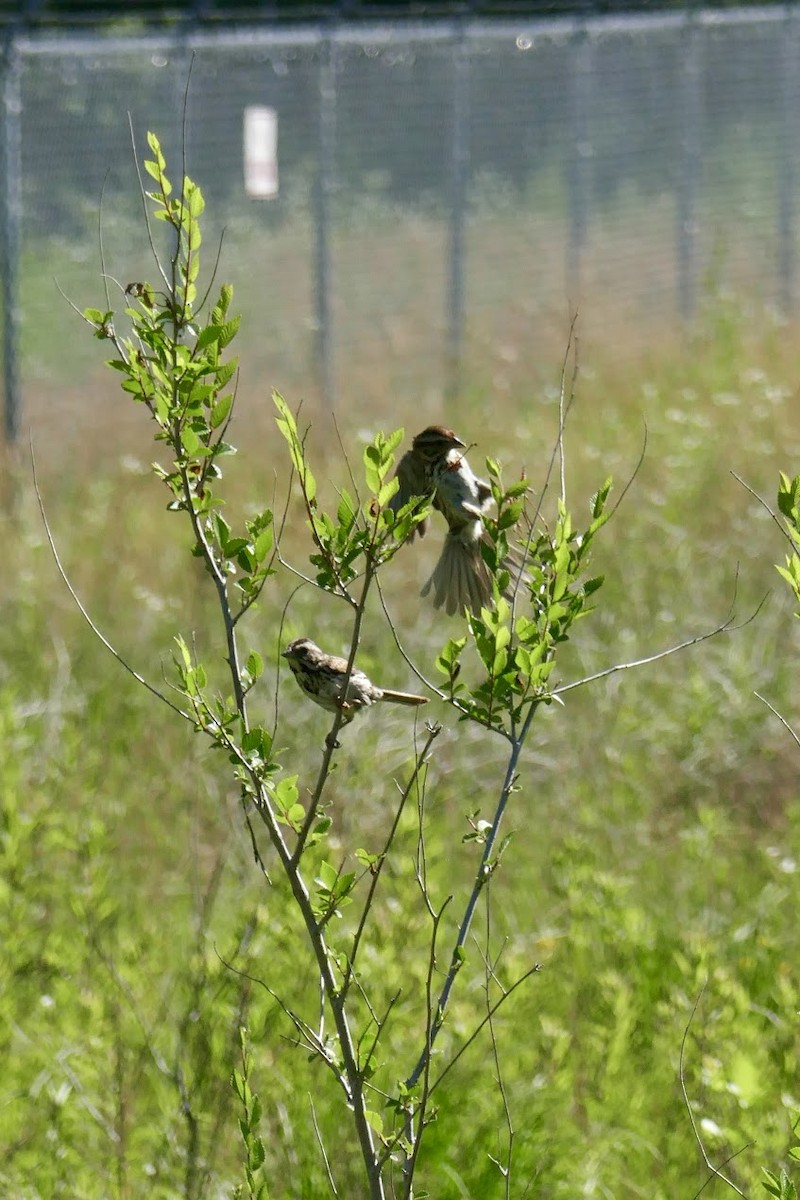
[
  {"x1": 390, "y1": 425, "x2": 499, "y2": 616},
  {"x1": 282, "y1": 637, "x2": 429, "y2": 724}
]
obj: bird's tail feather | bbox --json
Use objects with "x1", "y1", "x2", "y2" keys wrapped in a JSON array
[
  {"x1": 379, "y1": 689, "x2": 429, "y2": 707},
  {"x1": 421, "y1": 532, "x2": 493, "y2": 616}
]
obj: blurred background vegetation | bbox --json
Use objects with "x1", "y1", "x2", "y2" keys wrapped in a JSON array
[
  {"x1": 3, "y1": 1, "x2": 800, "y2": 1193},
  {"x1": 2, "y1": 278, "x2": 800, "y2": 1195}
]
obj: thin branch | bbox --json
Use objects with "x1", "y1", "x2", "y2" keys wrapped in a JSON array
[
  {"x1": 609, "y1": 419, "x2": 648, "y2": 518},
  {"x1": 554, "y1": 587, "x2": 767, "y2": 699},
  {"x1": 413, "y1": 722, "x2": 435, "y2": 916},
  {"x1": 276, "y1": 547, "x2": 338, "y2": 595},
  {"x1": 377, "y1": 960, "x2": 540, "y2": 1179},
  {"x1": 309, "y1": 1093, "x2": 339, "y2": 1197},
  {"x1": 428, "y1": 963, "x2": 541, "y2": 1097},
  {"x1": 397, "y1": 895, "x2": 452, "y2": 1194},
  {"x1": 98, "y1": 168, "x2": 113, "y2": 318},
  {"x1": 374, "y1": 574, "x2": 511, "y2": 741},
  {"x1": 127, "y1": 113, "x2": 171, "y2": 291},
  {"x1": 558, "y1": 312, "x2": 578, "y2": 503},
  {"x1": 405, "y1": 699, "x2": 536, "y2": 1091},
  {"x1": 180, "y1": 52, "x2": 194, "y2": 205},
  {"x1": 754, "y1": 691, "x2": 800, "y2": 750},
  {"x1": 52, "y1": 276, "x2": 96, "y2": 326},
  {"x1": 530, "y1": 311, "x2": 580, "y2": 532},
  {"x1": 679, "y1": 981, "x2": 749, "y2": 1200},
  {"x1": 333, "y1": 410, "x2": 364, "y2": 513},
  {"x1": 361, "y1": 990, "x2": 402, "y2": 1076},
  {"x1": 342, "y1": 721, "x2": 442, "y2": 997},
  {"x1": 690, "y1": 1143, "x2": 757, "y2": 1200},
  {"x1": 731, "y1": 470, "x2": 796, "y2": 555},
  {"x1": 482, "y1": 885, "x2": 513, "y2": 1199},
  {"x1": 31, "y1": 442, "x2": 192, "y2": 722},
  {"x1": 216, "y1": 953, "x2": 346, "y2": 1092},
  {"x1": 272, "y1": 581, "x2": 309, "y2": 742},
  {"x1": 195, "y1": 226, "x2": 228, "y2": 316}
]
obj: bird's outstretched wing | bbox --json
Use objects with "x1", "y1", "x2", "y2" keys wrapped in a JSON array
[{"x1": 388, "y1": 448, "x2": 432, "y2": 539}]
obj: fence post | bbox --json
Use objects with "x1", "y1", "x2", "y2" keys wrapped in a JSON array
[
  {"x1": 677, "y1": 9, "x2": 702, "y2": 322},
  {"x1": 1, "y1": 33, "x2": 22, "y2": 445},
  {"x1": 446, "y1": 21, "x2": 469, "y2": 401},
  {"x1": 315, "y1": 29, "x2": 337, "y2": 408},
  {"x1": 567, "y1": 23, "x2": 593, "y2": 299},
  {"x1": 778, "y1": 2, "x2": 799, "y2": 314}
]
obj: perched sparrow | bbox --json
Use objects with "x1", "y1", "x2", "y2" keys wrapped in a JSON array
[
  {"x1": 390, "y1": 425, "x2": 498, "y2": 616},
  {"x1": 283, "y1": 637, "x2": 429, "y2": 724}
]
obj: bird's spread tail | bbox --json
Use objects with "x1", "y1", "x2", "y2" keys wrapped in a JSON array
[{"x1": 421, "y1": 528, "x2": 493, "y2": 616}]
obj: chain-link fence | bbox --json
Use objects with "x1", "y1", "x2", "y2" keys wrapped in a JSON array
[{"x1": 2, "y1": 7, "x2": 800, "y2": 441}]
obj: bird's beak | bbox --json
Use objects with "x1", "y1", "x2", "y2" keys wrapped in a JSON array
[
  {"x1": 452, "y1": 435, "x2": 466, "y2": 449},
  {"x1": 281, "y1": 649, "x2": 289, "y2": 658}
]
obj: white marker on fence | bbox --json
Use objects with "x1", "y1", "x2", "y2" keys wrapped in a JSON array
[{"x1": 243, "y1": 106, "x2": 278, "y2": 198}]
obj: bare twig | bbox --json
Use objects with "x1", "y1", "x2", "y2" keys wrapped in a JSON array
[
  {"x1": 554, "y1": 585, "x2": 767, "y2": 699},
  {"x1": 195, "y1": 226, "x2": 228, "y2": 316},
  {"x1": 216, "y1": 954, "x2": 345, "y2": 1087},
  {"x1": 342, "y1": 721, "x2": 442, "y2": 998},
  {"x1": 405, "y1": 700, "x2": 535, "y2": 1091},
  {"x1": 482, "y1": 885, "x2": 514, "y2": 1198},
  {"x1": 31, "y1": 443, "x2": 192, "y2": 722},
  {"x1": 397, "y1": 895, "x2": 452, "y2": 1195},
  {"x1": 127, "y1": 113, "x2": 171, "y2": 292},
  {"x1": 731, "y1": 470, "x2": 797, "y2": 556},
  {"x1": 609, "y1": 419, "x2": 648, "y2": 519},
  {"x1": 333, "y1": 410, "x2": 364, "y2": 513},
  {"x1": 374, "y1": 575, "x2": 511, "y2": 740},
  {"x1": 754, "y1": 691, "x2": 800, "y2": 750},
  {"x1": 529, "y1": 311, "x2": 580, "y2": 531},
  {"x1": 428, "y1": 963, "x2": 541, "y2": 1098},
  {"x1": 679, "y1": 982, "x2": 750, "y2": 1200},
  {"x1": 310, "y1": 1093, "x2": 339, "y2": 1197}
]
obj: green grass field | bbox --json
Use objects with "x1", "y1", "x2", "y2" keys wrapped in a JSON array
[{"x1": 2, "y1": 249, "x2": 800, "y2": 1199}]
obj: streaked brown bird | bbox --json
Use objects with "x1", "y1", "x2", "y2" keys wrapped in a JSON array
[
  {"x1": 282, "y1": 637, "x2": 429, "y2": 724},
  {"x1": 390, "y1": 425, "x2": 498, "y2": 615}
]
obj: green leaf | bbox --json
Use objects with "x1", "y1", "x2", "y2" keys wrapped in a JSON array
[
  {"x1": 246, "y1": 651, "x2": 264, "y2": 680},
  {"x1": 378, "y1": 477, "x2": 400, "y2": 508},
  {"x1": 363, "y1": 445, "x2": 382, "y2": 496},
  {"x1": 254, "y1": 527, "x2": 274, "y2": 561},
  {"x1": 337, "y1": 489, "x2": 357, "y2": 529},
  {"x1": 185, "y1": 177, "x2": 205, "y2": 217},
  {"x1": 317, "y1": 860, "x2": 339, "y2": 890},
  {"x1": 196, "y1": 323, "x2": 223, "y2": 351},
  {"x1": 181, "y1": 426, "x2": 203, "y2": 457},
  {"x1": 218, "y1": 316, "x2": 241, "y2": 348},
  {"x1": 211, "y1": 392, "x2": 233, "y2": 429},
  {"x1": 242, "y1": 726, "x2": 272, "y2": 759},
  {"x1": 213, "y1": 282, "x2": 233, "y2": 322},
  {"x1": 274, "y1": 775, "x2": 299, "y2": 814},
  {"x1": 365, "y1": 1109, "x2": 384, "y2": 1136},
  {"x1": 146, "y1": 130, "x2": 164, "y2": 161}
]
